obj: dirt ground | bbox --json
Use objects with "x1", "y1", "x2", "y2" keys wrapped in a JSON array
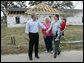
[{"x1": 1, "y1": 50, "x2": 83, "y2": 62}]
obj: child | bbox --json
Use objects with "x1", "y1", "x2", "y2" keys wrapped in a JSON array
[
  {"x1": 60, "y1": 18, "x2": 66, "y2": 38},
  {"x1": 55, "y1": 26, "x2": 61, "y2": 41}
]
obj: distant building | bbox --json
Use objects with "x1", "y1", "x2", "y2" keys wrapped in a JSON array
[
  {"x1": 59, "y1": 9, "x2": 83, "y2": 25},
  {"x1": 25, "y1": 3, "x2": 64, "y2": 23},
  {"x1": 6, "y1": 3, "x2": 83, "y2": 28},
  {"x1": 6, "y1": 8, "x2": 29, "y2": 27}
]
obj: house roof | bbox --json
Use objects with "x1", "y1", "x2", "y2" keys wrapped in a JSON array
[
  {"x1": 6, "y1": 7, "x2": 83, "y2": 16},
  {"x1": 7, "y1": 8, "x2": 30, "y2": 11},
  {"x1": 25, "y1": 3, "x2": 62, "y2": 14}
]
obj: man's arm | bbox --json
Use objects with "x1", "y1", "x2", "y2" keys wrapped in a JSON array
[
  {"x1": 25, "y1": 34, "x2": 30, "y2": 41},
  {"x1": 41, "y1": 27, "x2": 46, "y2": 38},
  {"x1": 38, "y1": 21, "x2": 46, "y2": 29},
  {"x1": 25, "y1": 22, "x2": 30, "y2": 41}
]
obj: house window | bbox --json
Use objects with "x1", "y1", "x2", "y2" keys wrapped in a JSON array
[{"x1": 15, "y1": 17, "x2": 20, "y2": 24}]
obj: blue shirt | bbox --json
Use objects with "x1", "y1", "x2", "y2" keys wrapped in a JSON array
[{"x1": 25, "y1": 19, "x2": 46, "y2": 34}]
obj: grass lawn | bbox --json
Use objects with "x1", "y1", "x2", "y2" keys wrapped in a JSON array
[{"x1": 1, "y1": 24, "x2": 83, "y2": 55}]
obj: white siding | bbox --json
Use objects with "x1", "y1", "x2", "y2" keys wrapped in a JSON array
[
  {"x1": 66, "y1": 12, "x2": 83, "y2": 25},
  {"x1": 20, "y1": 15, "x2": 29, "y2": 24},
  {"x1": 7, "y1": 15, "x2": 28, "y2": 27},
  {"x1": 7, "y1": 11, "x2": 83, "y2": 28},
  {"x1": 7, "y1": 15, "x2": 15, "y2": 27}
]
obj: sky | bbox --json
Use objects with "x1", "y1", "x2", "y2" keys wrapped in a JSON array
[{"x1": 1, "y1": 1, "x2": 83, "y2": 16}]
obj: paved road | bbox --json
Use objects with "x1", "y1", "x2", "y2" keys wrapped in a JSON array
[{"x1": 1, "y1": 50, "x2": 83, "y2": 62}]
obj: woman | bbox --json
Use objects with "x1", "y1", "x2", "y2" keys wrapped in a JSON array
[
  {"x1": 41, "y1": 17, "x2": 53, "y2": 53},
  {"x1": 46, "y1": 15, "x2": 62, "y2": 58}
]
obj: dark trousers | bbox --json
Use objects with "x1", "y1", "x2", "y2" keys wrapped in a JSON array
[
  {"x1": 44, "y1": 36, "x2": 53, "y2": 52},
  {"x1": 29, "y1": 32, "x2": 39, "y2": 57},
  {"x1": 53, "y1": 32, "x2": 61, "y2": 56},
  {"x1": 61, "y1": 31, "x2": 64, "y2": 36}
]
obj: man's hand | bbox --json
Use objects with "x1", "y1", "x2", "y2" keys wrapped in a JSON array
[
  {"x1": 25, "y1": 34, "x2": 30, "y2": 41},
  {"x1": 26, "y1": 36, "x2": 30, "y2": 41}
]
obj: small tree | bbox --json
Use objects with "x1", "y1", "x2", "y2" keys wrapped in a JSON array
[
  {"x1": 28, "y1": 1, "x2": 74, "y2": 9},
  {"x1": 1, "y1": 1, "x2": 27, "y2": 24}
]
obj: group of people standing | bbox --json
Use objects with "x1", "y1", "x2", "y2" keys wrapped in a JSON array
[{"x1": 25, "y1": 13, "x2": 66, "y2": 60}]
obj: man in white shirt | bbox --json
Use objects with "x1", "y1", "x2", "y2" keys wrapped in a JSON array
[{"x1": 25, "y1": 13, "x2": 46, "y2": 60}]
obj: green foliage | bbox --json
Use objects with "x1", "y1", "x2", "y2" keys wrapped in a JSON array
[
  {"x1": 28, "y1": 1, "x2": 74, "y2": 9},
  {"x1": 1, "y1": 1, "x2": 27, "y2": 23}
]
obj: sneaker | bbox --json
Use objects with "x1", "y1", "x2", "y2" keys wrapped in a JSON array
[
  {"x1": 29, "y1": 57, "x2": 33, "y2": 60},
  {"x1": 45, "y1": 51, "x2": 48, "y2": 53},
  {"x1": 35, "y1": 56, "x2": 40, "y2": 59},
  {"x1": 54, "y1": 54, "x2": 57, "y2": 58},
  {"x1": 55, "y1": 37, "x2": 59, "y2": 41},
  {"x1": 58, "y1": 51, "x2": 61, "y2": 55},
  {"x1": 61, "y1": 36, "x2": 65, "y2": 39},
  {"x1": 63, "y1": 36, "x2": 65, "y2": 39},
  {"x1": 51, "y1": 51, "x2": 53, "y2": 54}
]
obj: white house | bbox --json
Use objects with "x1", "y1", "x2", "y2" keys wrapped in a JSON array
[
  {"x1": 66, "y1": 12, "x2": 83, "y2": 25},
  {"x1": 6, "y1": 3, "x2": 83, "y2": 28},
  {"x1": 6, "y1": 8, "x2": 29, "y2": 28},
  {"x1": 6, "y1": 3, "x2": 63, "y2": 27},
  {"x1": 59, "y1": 9, "x2": 83, "y2": 25}
]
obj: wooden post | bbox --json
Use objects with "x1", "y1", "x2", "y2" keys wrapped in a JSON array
[
  {"x1": 11, "y1": 36, "x2": 13, "y2": 44},
  {"x1": 11, "y1": 35, "x2": 16, "y2": 45},
  {"x1": 13, "y1": 36, "x2": 16, "y2": 45}
]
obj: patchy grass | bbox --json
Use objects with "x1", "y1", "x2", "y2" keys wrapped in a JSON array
[
  {"x1": 1, "y1": 24, "x2": 83, "y2": 55},
  {"x1": 60, "y1": 43, "x2": 83, "y2": 51},
  {"x1": 60, "y1": 25, "x2": 83, "y2": 41}
]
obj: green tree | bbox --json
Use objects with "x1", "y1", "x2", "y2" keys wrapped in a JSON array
[
  {"x1": 28, "y1": 1, "x2": 74, "y2": 9},
  {"x1": 1, "y1": 1, "x2": 27, "y2": 24}
]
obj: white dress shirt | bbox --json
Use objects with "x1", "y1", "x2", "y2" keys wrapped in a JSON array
[{"x1": 25, "y1": 19, "x2": 46, "y2": 34}]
